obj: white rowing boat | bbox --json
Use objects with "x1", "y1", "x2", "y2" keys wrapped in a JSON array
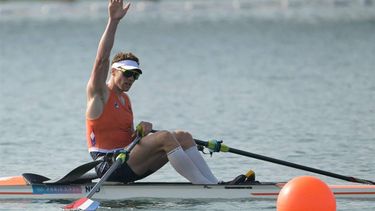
[
  {"x1": 1, "y1": 137, "x2": 374, "y2": 210},
  {"x1": 0, "y1": 174, "x2": 374, "y2": 200}
]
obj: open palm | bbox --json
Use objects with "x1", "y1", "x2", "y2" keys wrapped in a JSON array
[{"x1": 108, "y1": 0, "x2": 130, "y2": 20}]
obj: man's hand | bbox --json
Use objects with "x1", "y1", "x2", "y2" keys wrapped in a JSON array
[
  {"x1": 108, "y1": 0, "x2": 130, "y2": 21},
  {"x1": 136, "y1": 121, "x2": 153, "y2": 137}
]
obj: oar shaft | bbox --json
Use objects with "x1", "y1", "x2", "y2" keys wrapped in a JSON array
[
  {"x1": 153, "y1": 130, "x2": 373, "y2": 184},
  {"x1": 195, "y1": 138, "x2": 374, "y2": 185},
  {"x1": 86, "y1": 158, "x2": 121, "y2": 198},
  {"x1": 227, "y1": 147, "x2": 360, "y2": 183},
  {"x1": 86, "y1": 135, "x2": 142, "y2": 199}
]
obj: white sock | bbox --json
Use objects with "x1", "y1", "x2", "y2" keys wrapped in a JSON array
[
  {"x1": 185, "y1": 146, "x2": 219, "y2": 184},
  {"x1": 167, "y1": 146, "x2": 214, "y2": 184}
]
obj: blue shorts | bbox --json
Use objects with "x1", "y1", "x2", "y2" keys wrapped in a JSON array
[{"x1": 90, "y1": 152, "x2": 151, "y2": 184}]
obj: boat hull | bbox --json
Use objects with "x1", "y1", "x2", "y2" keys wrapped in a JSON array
[{"x1": 1, "y1": 182, "x2": 374, "y2": 200}]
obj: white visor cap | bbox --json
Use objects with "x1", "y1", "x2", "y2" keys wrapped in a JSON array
[{"x1": 112, "y1": 60, "x2": 142, "y2": 74}]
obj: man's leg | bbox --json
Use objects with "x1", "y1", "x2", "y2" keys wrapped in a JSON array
[
  {"x1": 173, "y1": 131, "x2": 219, "y2": 184},
  {"x1": 127, "y1": 131, "x2": 213, "y2": 184}
]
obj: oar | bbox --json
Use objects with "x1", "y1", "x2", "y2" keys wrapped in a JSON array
[
  {"x1": 150, "y1": 130, "x2": 374, "y2": 185},
  {"x1": 196, "y1": 139, "x2": 375, "y2": 185},
  {"x1": 63, "y1": 135, "x2": 142, "y2": 211}
]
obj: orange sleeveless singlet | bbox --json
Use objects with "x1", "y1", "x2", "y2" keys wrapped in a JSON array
[{"x1": 86, "y1": 89, "x2": 134, "y2": 152}]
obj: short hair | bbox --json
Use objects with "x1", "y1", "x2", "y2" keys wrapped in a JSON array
[{"x1": 111, "y1": 52, "x2": 140, "y2": 65}]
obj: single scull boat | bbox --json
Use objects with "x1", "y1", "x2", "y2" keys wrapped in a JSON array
[
  {"x1": 1, "y1": 135, "x2": 374, "y2": 210},
  {"x1": 0, "y1": 173, "x2": 374, "y2": 200}
]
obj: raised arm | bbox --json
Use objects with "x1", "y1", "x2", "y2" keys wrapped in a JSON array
[
  {"x1": 87, "y1": 0, "x2": 130, "y2": 100},
  {"x1": 86, "y1": 0, "x2": 130, "y2": 119}
]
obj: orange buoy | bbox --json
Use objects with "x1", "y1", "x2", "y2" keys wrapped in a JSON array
[{"x1": 277, "y1": 176, "x2": 336, "y2": 211}]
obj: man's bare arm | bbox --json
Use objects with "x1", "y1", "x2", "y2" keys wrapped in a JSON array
[{"x1": 87, "y1": 0, "x2": 130, "y2": 99}]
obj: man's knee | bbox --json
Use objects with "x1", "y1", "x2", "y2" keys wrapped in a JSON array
[
  {"x1": 174, "y1": 130, "x2": 193, "y2": 140},
  {"x1": 174, "y1": 130, "x2": 195, "y2": 148},
  {"x1": 155, "y1": 130, "x2": 180, "y2": 151}
]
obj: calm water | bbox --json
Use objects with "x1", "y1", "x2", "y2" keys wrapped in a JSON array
[{"x1": 1, "y1": 0, "x2": 375, "y2": 210}]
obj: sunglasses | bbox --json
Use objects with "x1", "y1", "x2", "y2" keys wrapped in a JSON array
[{"x1": 121, "y1": 69, "x2": 140, "y2": 80}]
